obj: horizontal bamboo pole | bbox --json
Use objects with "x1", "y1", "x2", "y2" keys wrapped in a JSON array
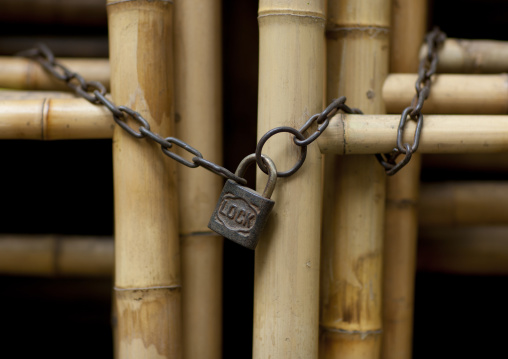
[
  {"x1": 318, "y1": 113, "x2": 508, "y2": 154},
  {"x1": 383, "y1": 74, "x2": 508, "y2": 114},
  {"x1": 0, "y1": 99, "x2": 114, "y2": 139},
  {"x1": 0, "y1": 37, "x2": 109, "y2": 58},
  {"x1": 0, "y1": 0, "x2": 106, "y2": 26},
  {"x1": 421, "y1": 38, "x2": 508, "y2": 73},
  {"x1": 418, "y1": 226, "x2": 508, "y2": 275},
  {"x1": 0, "y1": 90, "x2": 76, "y2": 100},
  {"x1": 423, "y1": 153, "x2": 508, "y2": 172},
  {"x1": 419, "y1": 182, "x2": 508, "y2": 226},
  {"x1": 0, "y1": 235, "x2": 113, "y2": 277},
  {"x1": 0, "y1": 57, "x2": 110, "y2": 91}
]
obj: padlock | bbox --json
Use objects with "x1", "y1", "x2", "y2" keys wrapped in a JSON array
[{"x1": 208, "y1": 153, "x2": 277, "y2": 250}]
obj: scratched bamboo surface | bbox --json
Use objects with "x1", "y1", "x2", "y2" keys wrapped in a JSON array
[
  {"x1": 421, "y1": 38, "x2": 508, "y2": 73},
  {"x1": 0, "y1": 235, "x2": 113, "y2": 277},
  {"x1": 253, "y1": 1, "x2": 325, "y2": 358},
  {"x1": 383, "y1": 74, "x2": 508, "y2": 114},
  {"x1": 174, "y1": 0, "x2": 223, "y2": 358},
  {"x1": 319, "y1": 0, "x2": 389, "y2": 357},
  {"x1": 108, "y1": 0, "x2": 181, "y2": 358},
  {"x1": 381, "y1": 1, "x2": 427, "y2": 358},
  {"x1": 0, "y1": 56, "x2": 110, "y2": 91},
  {"x1": 0, "y1": 98, "x2": 114, "y2": 139}
]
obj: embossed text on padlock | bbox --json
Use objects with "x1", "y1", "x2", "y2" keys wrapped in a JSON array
[{"x1": 208, "y1": 154, "x2": 277, "y2": 250}]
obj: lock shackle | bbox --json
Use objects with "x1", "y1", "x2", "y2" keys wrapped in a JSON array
[{"x1": 235, "y1": 153, "x2": 277, "y2": 199}]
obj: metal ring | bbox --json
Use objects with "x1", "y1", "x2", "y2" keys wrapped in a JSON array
[
  {"x1": 386, "y1": 144, "x2": 412, "y2": 176},
  {"x1": 255, "y1": 126, "x2": 307, "y2": 177}
]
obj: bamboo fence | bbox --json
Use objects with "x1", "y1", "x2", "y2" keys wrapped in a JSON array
[
  {"x1": 174, "y1": 0, "x2": 223, "y2": 358},
  {"x1": 107, "y1": 0, "x2": 181, "y2": 358},
  {"x1": 318, "y1": 114, "x2": 508, "y2": 154},
  {"x1": 420, "y1": 38, "x2": 508, "y2": 73},
  {"x1": 319, "y1": 0, "x2": 389, "y2": 357},
  {"x1": 384, "y1": 74, "x2": 508, "y2": 114},
  {"x1": 253, "y1": 1, "x2": 325, "y2": 358},
  {"x1": 382, "y1": 2, "x2": 426, "y2": 358},
  {"x1": 418, "y1": 227, "x2": 508, "y2": 275},
  {"x1": 0, "y1": 235, "x2": 113, "y2": 277},
  {"x1": 0, "y1": 57, "x2": 109, "y2": 90}
]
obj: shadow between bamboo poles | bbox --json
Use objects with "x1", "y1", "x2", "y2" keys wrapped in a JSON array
[
  {"x1": 319, "y1": 0, "x2": 389, "y2": 357},
  {"x1": 107, "y1": 1, "x2": 182, "y2": 358},
  {"x1": 381, "y1": 1, "x2": 427, "y2": 358},
  {"x1": 0, "y1": 57, "x2": 110, "y2": 91},
  {"x1": 174, "y1": 1, "x2": 223, "y2": 358},
  {"x1": 253, "y1": 1, "x2": 325, "y2": 358}
]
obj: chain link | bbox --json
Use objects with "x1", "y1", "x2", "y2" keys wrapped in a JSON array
[
  {"x1": 255, "y1": 96, "x2": 363, "y2": 177},
  {"x1": 17, "y1": 43, "x2": 364, "y2": 182},
  {"x1": 376, "y1": 27, "x2": 446, "y2": 175}
]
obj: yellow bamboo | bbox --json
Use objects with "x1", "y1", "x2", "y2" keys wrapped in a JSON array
[
  {"x1": 383, "y1": 74, "x2": 508, "y2": 114},
  {"x1": 0, "y1": 90, "x2": 76, "y2": 100},
  {"x1": 174, "y1": 0, "x2": 223, "y2": 358},
  {"x1": 318, "y1": 114, "x2": 508, "y2": 154},
  {"x1": 418, "y1": 227, "x2": 508, "y2": 275},
  {"x1": 253, "y1": 1, "x2": 325, "y2": 358},
  {"x1": 320, "y1": 0, "x2": 389, "y2": 357},
  {"x1": 419, "y1": 182, "x2": 508, "y2": 226},
  {"x1": 0, "y1": 98, "x2": 114, "y2": 139},
  {"x1": 0, "y1": 235, "x2": 113, "y2": 277},
  {"x1": 0, "y1": 57, "x2": 110, "y2": 91},
  {"x1": 108, "y1": 0, "x2": 181, "y2": 358},
  {"x1": 382, "y1": 1, "x2": 426, "y2": 358},
  {"x1": 420, "y1": 38, "x2": 508, "y2": 73}
]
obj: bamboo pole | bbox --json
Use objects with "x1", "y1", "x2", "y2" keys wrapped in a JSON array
[
  {"x1": 318, "y1": 114, "x2": 508, "y2": 154},
  {"x1": 253, "y1": 1, "x2": 325, "y2": 358},
  {"x1": 0, "y1": 57, "x2": 110, "y2": 91},
  {"x1": 0, "y1": 98, "x2": 114, "y2": 139},
  {"x1": 383, "y1": 74, "x2": 508, "y2": 114},
  {"x1": 419, "y1": 182, "x2": 508, "y2": 226},
  {"x1": 320, "y1": 0, "x2": 389, "y2": 357},
  {"x1": 0, "y1": 235, "x2": 113, "y2": 277},
  {"x1": 108, "y1": 1, "x2": 181, "y2": 358},
  {"x1": 0, "y1": 0, "x2": 106, "y2": 26},
  {"x1": 174, "y1": 1, "x2": 223, "y2": 358},
  {"x1": 382, "y1": 1, "x2": 426, "y2": 358},
  {"x1": 418, "y1": 226, "x2": 508, "y2": 275},
  {"x1": 0, "y1": 90, "x2": 76, "y2": 100},
  {"x1": 420, "y1": 38, "x2": 508, "y2": 73},
  {"x1": 423, "y1": 153, "x2": 508, "y2": 172},
  {"x1": 0, "y1": 37, "x2": 108, "y2": 58}
]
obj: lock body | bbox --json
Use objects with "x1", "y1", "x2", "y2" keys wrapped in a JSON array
[{"x1": 208, "y1": 179, "x2": 274, "y2": 250}]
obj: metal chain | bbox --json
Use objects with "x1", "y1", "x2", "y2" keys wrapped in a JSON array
[
  {"x1": 17, "y1": 43, "x2": 360, "y2": 183},
  {"x1": 255, "y1": 96, "x2": 362, "y2": 177},
  {"x1": 376, "y1": 27, "x2": 447, "y2": 175}
]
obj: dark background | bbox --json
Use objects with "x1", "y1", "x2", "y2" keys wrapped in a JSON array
[{"x1": 0, "y1": 0, "x2": 507, "y2": 358}]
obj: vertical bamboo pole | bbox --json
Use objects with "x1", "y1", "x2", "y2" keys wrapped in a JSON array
[
  {"x1": 253, "y1": 1, "x2": 325, "y2": 358},
  {"x1": 320, "y1": 0, "x2": 390, "y2": 357},
  {"x1": 174, "y1": 1, "x2": 223, "y2": 358},
  {"x1": 108, "y1": 1, "x2": 181, "y2": 358},
  {"x1": 382, "y1": 1, "x2": 427, "y2": 359}
]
